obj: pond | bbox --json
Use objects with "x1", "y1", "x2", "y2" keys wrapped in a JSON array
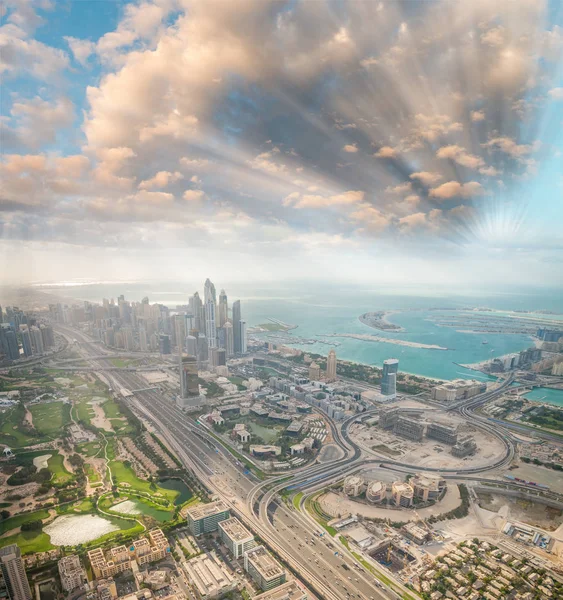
[
  {"x1": 159, "y1": 478, "x2": 193, "y2": 505},
  {"x1": 33, "y1": 454, "x2": 52, "y2": 470},
  {"x1": 44, "y1": 514, "x2": 120, "y2": 545},
  {"x1": 110, "y1": 499, "x2": 173, "y2": 522}
]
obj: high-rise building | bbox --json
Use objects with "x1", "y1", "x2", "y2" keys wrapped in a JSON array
[
  {"x1": 326, "y1": 349, "x2": 337, "y2": 381},
  {"x1": 20, "y1": 327, "x2": 33, "y2": 357},
  {"x1": 204, "y1": 278, "x2": 217, "y2": 305},
  {"x1": 239, "y1": 320, "x2": 247, "y2": 353},
  {"x1": 308, "y1": 362, "x2": 321, "y2": 381},
  {"x1": 174, "y1": 314, "x2": 186, "y2": 352},
  {"x1": 218, "y1": 289, "x2": 228, "y2": 328},
  {"x1": 30, "y1": 326, "x2": 44, "y2": 354},
  {"x1": 40, "y1": 324, "x2": 55, "y2": 348},
  {"x1": 224, "y1": 321, "x2": 234, "y2": 357},
  {"x1": 159, "y1": 334, "x2": 171, "y2": 354},
  {"x1": 139, "y1": 327, "x2": 148, "y2": 351},
  {"x1": 232, "y1": 300, "x2": 241, "y2": 353},
  {"x1": 0, "y1": 544, "x2": 32, "y2": 600},
  {"x1": 186, "y1": 334, "x2": 197, "y2": 356},
  {"x1": 218, "y1": 517, "x2": 255, "y2": 559},
  {"x1": 192, "y1": 292, "x2": 204, "y2": 333},
  {"x1": 179, "y1": 354, "x2": 200, "y2": 407},
  {"x1": 0, "y1": 325, "x2": 20, "y2": 360},
  {"x1": 381, "y1": 358, "x2": 399, "y2": 397},
  {"x1": 244, "y1": 546, "x2": 286, "y2": 592},
  {"x1": 205, "y1": 299, "x2": 217, "y2": 348}
]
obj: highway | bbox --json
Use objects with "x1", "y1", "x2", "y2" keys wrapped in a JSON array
[{"x1": 50, "y1": 325, "x2": 550, "y2": 600}]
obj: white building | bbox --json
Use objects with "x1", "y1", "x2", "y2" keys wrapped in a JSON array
[{"x1": 343, "y1": 476, "x2": 365, "y2": 497}]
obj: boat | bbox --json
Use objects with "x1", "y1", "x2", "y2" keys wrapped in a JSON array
[{"x1": 482, "y1": 340, "x2": 489, "y2": 345}]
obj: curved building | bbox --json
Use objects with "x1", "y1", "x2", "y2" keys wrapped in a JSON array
[
  {"x1": 412, "y1": 473, "x2": 446, "y2": 502},
  {"x1": 366, "y1": 480, "x2": 386, "y2": 504},
  {"x1": 391, "y1": 481, "x2": 414, "y2": 508},
  {"x1": 343, "y1": 475, "x2": 365, "y2": 497}
]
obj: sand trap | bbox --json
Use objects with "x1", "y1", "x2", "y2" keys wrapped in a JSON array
[
  {"x1": 33, "y1": 454, "x2": 52, "y2": 470},
  {"x1": 110, "y1": 500, "x2": 141, "y2": 515},
  {"x1": 44, "y1": 514, "x2": 120, "y2": 545}
]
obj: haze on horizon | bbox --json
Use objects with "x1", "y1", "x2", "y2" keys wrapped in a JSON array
[{"x1": 1, "y1": 0, "x2": 562, "y2": 291}]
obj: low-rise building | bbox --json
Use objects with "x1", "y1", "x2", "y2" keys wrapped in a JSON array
[
  {"x1": 343, "y1": 475, "x2": 365, "y2": 497},
  {"x1": 244, "y1": 545, "x2": 286, "y2": 591},
  {"x1": 412, "y1": 473, "x2": 446, "y2": 501},
  {"x1": 187, "y1": 501, "x2": 230, "y2": 536},
  {"x1": 218, "y1": 517, "x2": 255, "y2": 559},
  {"x1": 253, "y1": 580, "x2": 308, "y2": 600},
  {"x1": 394, "y1": 416, "x2": 425, "y2": 441},
  {"x1": 366, "y1": 480, "x2": 386, "y2": 503},
  {"x1": 452, "y1": 436, "x2": 477, "y2": 458},
  {"x1": 392, "y1": 481, "x2": 414, "y2": 507},
  {"x1": 182, "y1": 553, "x2": 237, "y2": 599},
  {"x1": 426, "y1": 422, "x2": 458, "y2": 445},
  {"x1": 88, "y1": 546, "x2": 131, "y2": 580},
  {"x1": 402, "y1": 522, "x2": 430, "y2": 545},
  {"x1": 250, "y1": 445, "x2": 282, "y2": 457}
]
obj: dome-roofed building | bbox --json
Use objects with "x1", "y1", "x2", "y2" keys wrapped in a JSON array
[
  {"x1": 366, "y1": 480, "x2": 386, "y2": 504},
  {"x1": 343, "y1": 475, "x2": 365, "y2": 497}
]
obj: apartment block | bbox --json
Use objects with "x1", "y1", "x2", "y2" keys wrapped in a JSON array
[
  {"x1": 186, "y1": 501, "x2": 230, "y2": 536},
  {"x1": 218, "y1": 517, "x2": 255, "y2": 559},
  {"x1": 394, "y1": 416, "x2": 425, "y2": 441},
  {"x1": 244, "y1": 546, "x2": 286, "y2": 591},
  {"x1": 58, "y1": 555, "x2": 87, "y2": 592},
  {"x1": 426, "y1": 422, "x2": 459, "y2": 445},
  {"x1": 254, "y1": 580, "x2": 308, "y2": 600}
]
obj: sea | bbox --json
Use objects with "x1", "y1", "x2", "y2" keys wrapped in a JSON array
[{"x1": 36, "y1": 281, "x2": 563, "y2": 407}]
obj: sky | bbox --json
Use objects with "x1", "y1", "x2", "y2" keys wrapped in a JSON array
[{"x1": 1, "y1": 0, "x2": 562, "y2": 290}]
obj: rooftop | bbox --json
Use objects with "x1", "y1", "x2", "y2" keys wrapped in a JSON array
[
  {"x1": 219, "y1": 517, "x2": 253, "y2": 542},
  {"x1": 186, "y1": 500, "x2": 229, "y2": 521},
  {"x1": 246, "y1": 546, "x2": 284, "y2": 581}
]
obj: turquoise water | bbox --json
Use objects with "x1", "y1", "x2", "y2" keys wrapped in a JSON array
[
  {"x1": 41, "y1": 281, "x2": 563, "y2": 397},
  {"x1": 158, "y1": 478, "x2": 193, "y2": 505},
  {"x1": 524, "y1": 388, "x2": 563, "y2": 408}
]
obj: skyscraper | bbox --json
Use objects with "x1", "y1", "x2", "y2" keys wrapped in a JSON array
[
  {"x1": 326, "y1": 349, "x2": 337, "y2": 381},
  {"x1": 239, "y1": 320, "x2": 247, "y2": 353},
  {"x1": 0, "y1": 545, "x2": 32, "y2": 600},
  {"x1": 224, "y1": 321, "x2": 234, "y2": 357},
  {"x1": 20, "y1": 327, "x2": 33, "y2": 358},
  {"x1": 205, "y1": 298, "x2": 217, "y2": 348},
  {"x1": 179, "y1": 354, "x2": 200, "y2": 407},
  {"x1": 381, "y1": 358, "x2": 399, "y2": 397},
  {"x1": 159, "y1": 334, "x2": 171, "y2": 354},
  {"x1": 0, "y1": 325, "x2": 20, "y2": 361},
  {"x1": 204, "y1": 278, "x2": 216, "y2": 305},
  {"x1": 192, "y1": 292, "x2": 203, "y2": 333},
  {"x1": 218, "y1": 289, "x2": 228, "y2": 328},
  {"x1": 30, "y1": 326, "x2": 44, "y2": 354},
  {"x1": 232, "y1": 300, "x2": 241, "y2": 353}
]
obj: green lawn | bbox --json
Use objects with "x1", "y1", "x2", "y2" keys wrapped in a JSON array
[
  {"x1": 109, "y1": 460, "x2": 178, "y2": 503},
  {"x1": 0, "y1": 404, "x2": 43, "y2": 448},
  {"x1": 102, "y1": 399, "x2": 123, "y2": 419},
  {"x1": 75, "y1": 398, "x2": 96, "y2": 425},
  {"x1": 48, "y1": 452, "x2": 74, "y2": 485},
  {"x1": 77, "y1": 441, "x2": 102, "y2": 457},
  {"x1": 85, "y1": 463, "x2": 101, "y2": 483},
  {"x1": 109, "y1": 419, "x2": 135, "y2": 435},
  {"x1": 0, "y1": 509, "x2": 50, "y2": 536},
  {"x1": 57, "y1": 498, "x2": 95, "y2": 515},
  {"x1": 29, "y1": 401, "x2": 71, "y2": 437},
  {"x1": 292, "y1": 492, "x2": 303, "y2": 510},
  {"x1": 0, "y1": 531, "x2": 53, "y2": 554}
]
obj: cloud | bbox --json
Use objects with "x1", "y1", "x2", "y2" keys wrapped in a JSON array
[
  {"x1": 374, "y1": 146, "x2": 397, "y2": 158},
  {"x1": 286, "y1": 190, "x2": 365, "y2": 209},
  {"x1": 138, "y1": 170, "x2": 184, "y2": 190},
  {"x1": 350, "y1": 204, "x2": 390, "y2": 232},
  {"x1": 414, "y1": 114, "x2": 463, "y2": 142},
  {"x1": 429, "y1": 181, "x2": 484, "y2": 200},
  {"x1": 183, "y1": 189, "x2": 205, "y2": 202},
  {"x1": 548, "y1": 88, "x2": 563, "y2": 99},
  {"x1": 410, "y1": 171, "x2": 442, "y2": 186},
  {"x1": 343, "y1": 143, "x2": 358, "y2": 153},
  {"x1": 436, "y1": 145, "x2": 485, "y2": 170},
  {"x1": 470, "y1": 110, "x2": 486, "y2": 122},
  {"x1": 2, "y1": 96, "x2": 74, "y2": 150},
  {"x1": 64, "y1": 36, "x2": 96, "y2": 66},
  {"x1": 482, "y1": 136, "x2": 536, "y2": 158}
]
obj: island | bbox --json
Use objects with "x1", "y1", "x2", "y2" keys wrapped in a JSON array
[{"x1": 359, "y1": 311, "x2": 405, "y2": 332}]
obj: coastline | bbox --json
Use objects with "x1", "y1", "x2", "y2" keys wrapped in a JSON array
[
  {"x1": 322, "y1": 332, "x2": 448, "y2": 350},
  {"x1": 359, "y1": 310, "x2": 406, "y2": 332}
]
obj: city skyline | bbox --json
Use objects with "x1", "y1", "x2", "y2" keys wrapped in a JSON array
[{"x1": 1, "y1": 1, "x2": 562, "y2": 290}]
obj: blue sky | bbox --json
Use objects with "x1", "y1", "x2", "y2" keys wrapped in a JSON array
[{"x1": 1, "y1": 0, "x2": 562, "y2": 289}]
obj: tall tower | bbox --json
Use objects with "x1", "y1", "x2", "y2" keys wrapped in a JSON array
[
  {"x1": 205, "y1": 299, "x2": 217, "y2": 348},
  {"x1": 381, "y1": 358, "x2": 399, "y2": 397},
  {"x1": 224, "y1": 321, "x2": 234, "y2": 357},
  {"x1": 178, "y1": 354, "x2": 201, "y2": 408},
  {"x1": 218, "y1": 290, "x2": 228, "y2": 328},
  {"x1": 204, "y1": 278, "x2": 216, "y2": 305},
  {"x1": 232, "y1": 300, "x2": 241, "y2": 354},
  {"x1": 192, "y1": 292, "x2": 203, "y2": 333},
  {"x1": 326, "y1": 349, "x2": 337, "y2": 382},
  {"x1": 0, "y1": 545, "x2": 32, "y2": 600},
  {"x1": 239, "y1": 320, "x2": 247, "y2": 353}
]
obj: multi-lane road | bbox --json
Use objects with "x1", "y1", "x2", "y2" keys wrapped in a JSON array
[{"x1": 50, "y1": 326, "x2": 559, "y2": 600}]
